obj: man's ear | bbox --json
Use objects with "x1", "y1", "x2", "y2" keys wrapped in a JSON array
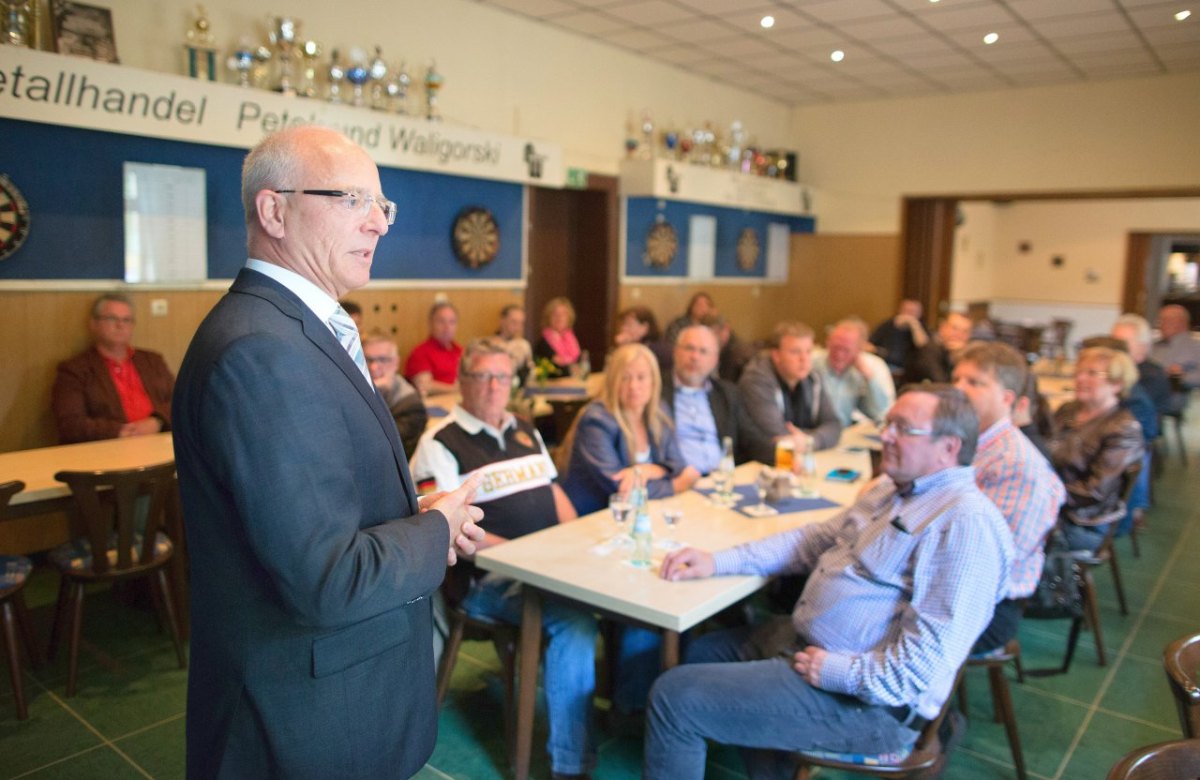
[
  {"x1": 943, "y1": 435, "x2": 964, "y2": 463},
  {"x1": 1001, "y1": 388, "x2": 1017, "y2": 413},
  {"x1": 255, "y1": 190, "x2": 286, "y2": 239}
]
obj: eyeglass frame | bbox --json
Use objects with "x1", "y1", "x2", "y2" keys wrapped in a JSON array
[
  {"x1": 273, "y1": 189, "x2": 397, "y2": 225},
  {"x1": 461, "y1": 371, "x2": 514, "y2": 386},
  {"x1": 878, "y1": 418, "x2": 935, "y2": 438}
]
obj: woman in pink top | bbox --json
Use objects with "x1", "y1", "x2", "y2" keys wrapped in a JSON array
[{"x1": 533, "y1": 296, "x2": 581, "y2": 379}]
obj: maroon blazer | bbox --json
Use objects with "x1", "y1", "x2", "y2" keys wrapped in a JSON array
[{"x1": 52, "y1": 348, "x2": 176, "y2": 443}]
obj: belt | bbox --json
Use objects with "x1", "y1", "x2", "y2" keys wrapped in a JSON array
[{"x1": 884, "y1": 705, "x2": 929, "y2": 733}]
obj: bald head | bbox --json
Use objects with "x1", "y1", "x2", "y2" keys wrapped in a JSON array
[{"x1": 1159, "y1": 305, "x2": 1191, "y2": 340}]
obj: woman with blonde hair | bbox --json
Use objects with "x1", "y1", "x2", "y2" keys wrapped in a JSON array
[
  {"x1": 533, "y1": 296, "x2": 581, "y2": 379},
  {"x1": 1050, "y1": 346, "x2": 1144, "y2": 553},
  {"x1": 560, "y1": 343, "x2": 699, "y2": 515}
]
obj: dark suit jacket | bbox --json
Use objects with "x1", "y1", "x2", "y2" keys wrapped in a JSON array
[
  {"x1": 662, "y1": 374, "x2": 745, "y2": 466},
  {"x1": 173, "y1": 269, "x2": 449, "y2": 779},
  {"x1": 51, "y1": 347, "x2": 175, "y2": 443}
]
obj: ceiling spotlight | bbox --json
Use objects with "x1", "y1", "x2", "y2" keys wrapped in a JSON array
[
  {"x1": 983, "y1": 32, "x2": 1000, "y2": 44},
  {"x1": 1176, "y1": 10, "x2": 1192, "y2": 20},
  {"x1": 760, "y1": 15, "x2": 775, "y2": 29},
  {"x1": 929, "y1": 0, "x2": 941, "y2": 3},
  {"x1": 830, "y1": 49, "x2": 845, "y2": 62}
]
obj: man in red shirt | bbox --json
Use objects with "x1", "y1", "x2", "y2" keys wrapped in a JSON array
[
  {"x1": 405, "y1": 301, "x2": 462, "y2": 395},
  {"x1": 51, "y1": 293, "x2": 175, "y2": 443}
]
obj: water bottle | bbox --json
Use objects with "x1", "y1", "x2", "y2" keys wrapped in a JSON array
[
  {"x1": 717, "y1": 435, "x2": 736, "y2": 503},
  {"x1": 629, "y1": 465, "x2": 647, "y2": 514},
  {"x1": 631, "y1": 504, "x2": 653, "y2": 568},
  {"x1": 579, "y1": 349, "x2": 591, "y2": 380}
]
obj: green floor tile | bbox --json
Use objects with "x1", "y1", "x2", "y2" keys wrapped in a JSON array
[
  {"x1": 1098, "y1": 655, "x2": 1179, "y2": 731},
  {"x1": 113, "y1": 715, "x2": 185, "y2": 780},
  {"x1": 13, "y1": 745, "x2": 149, "y2": 780},
  {"x1": 0, "y1": 688, "x2": 105, "y2": 779},
  {"x1": 1058, "y1": 708, "x2": 1180, "y2": 779},
  {"x1": 962, "y1": 682, "x2": 1090, "y2": 777},
  {"x1": 1125, "y1": 611, "x2": 1198, "y2": 661}
]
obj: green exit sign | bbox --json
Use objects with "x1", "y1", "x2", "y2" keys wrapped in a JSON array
[{"x1": 565, "y1": 167, "x2": 589, "y2": 189}]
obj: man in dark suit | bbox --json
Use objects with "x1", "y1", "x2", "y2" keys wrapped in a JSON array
[
  {"x1": 173, "y1": 126, "x2": 484, "y2": 779},
  {"x1": 51, "y1": 292, "x2": 175, "y2": 443},
  {"x1": 663, "y1": 322, "x2": 744, "y2": 474}
]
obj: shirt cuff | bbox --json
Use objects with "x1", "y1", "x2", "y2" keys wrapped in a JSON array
[
  {"x1": 816, "y1": 651, "x2": 856, "y2": 696},
  {"x1": 711, "y1": 548, "x2": 742, "y2": 576}
]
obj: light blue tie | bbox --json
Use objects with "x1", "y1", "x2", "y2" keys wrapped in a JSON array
[{"x1": 328, "y1": 306, "x2": 372, "y2": 387}]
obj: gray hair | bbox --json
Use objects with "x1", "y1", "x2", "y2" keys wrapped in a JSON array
[
  {"x1": 361, "y1": 331, "x2": 398, "y2": 355},
  {"x1": 770, "y1": 321, "x2": 815, "y2": 349},
  {"x1": 1113, "y1": 313, "x2": 1152, "y2": 348},
  {"x1": 898, "y1": 382, "x2": 979, "y2": 465},
  {"x1": 832, "y1": 316, "x2": 870, "y2": 342},
  {"x1": 240, "y1": 130, "x2": 308, "y2": 225},
  {"x1": 460, "y1": 337, "x2": 514, "y2": 373},
  {"x1": 91, "y1": 292, "x2": 134, "y2": 318}
]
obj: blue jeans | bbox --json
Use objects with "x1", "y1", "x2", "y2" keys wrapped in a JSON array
[
  {"x1": 644, "y1": 621, "x2": 918, "y2": 780},
  {"x1": 462, "y1": 573, "x2": 598, "y2": 775}
]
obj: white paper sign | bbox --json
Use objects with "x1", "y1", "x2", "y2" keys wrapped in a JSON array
[{"x1": 123, "y1": 162, "x2": 207, "y2": 283}]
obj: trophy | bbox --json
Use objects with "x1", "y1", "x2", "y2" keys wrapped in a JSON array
[
  {"x1": 728, "y1": 120, "x2": 746, "y2": 170},
  {"x1": 368, "y1": 46, "x2": 389, "y2": 111},
  {"x1": 298, "y1": 39, "x2": 320, "y2": 97},
  {"x1": 424, "y1": 60, "x2": 444, "y2": 121},
  {"x1": 183, "y1": 4, "x2": 218, "y2": 81},
  {"x1": 639, "y1": 109, "x2": 654, "y2": 159},
  {"x1": 228, "y1": 38, "x2": 268, "y2": 88},
  {"x1": 266, "y1": 15, "x2": 301, "y2": 95},
  {"x1": 327, "y1": 48, "x2": 345, "y2": 103},
  {"x1": 2, "y1": 0, "x2": 32, "y2": 47},
  {"x1": 386, "y1": 60, "x2": 411, "y2": 115},
  {"x1": 345, "y1": 48, "x2": 370, "y2": 107}
]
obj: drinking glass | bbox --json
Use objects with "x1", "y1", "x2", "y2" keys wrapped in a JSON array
[
  {"x1": 753, "y1": 467, "x2": 775, "y2": 514},
  {"x1": 608, "y1": 493, "x2": 634, "y2": 548},
  {"x1": 659, "y1": 508, "x2": 684, "y2": 550}
]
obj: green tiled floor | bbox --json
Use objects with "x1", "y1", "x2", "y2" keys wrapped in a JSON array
[{"x1": 3, "y1": 449, "x2": 1198, "y2": 779}]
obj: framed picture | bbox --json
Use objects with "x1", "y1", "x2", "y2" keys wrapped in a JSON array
[{"x1": 51, "y1": 1, "x2": 118, "y2": 64}]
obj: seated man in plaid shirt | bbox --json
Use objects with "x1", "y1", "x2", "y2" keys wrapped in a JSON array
[
  {"x1": 953, "y1": 341, "x2": 1065, "y2": 651},
  {"x1": 644, "y1": 385, "x2": 1014, "y2": 780}
]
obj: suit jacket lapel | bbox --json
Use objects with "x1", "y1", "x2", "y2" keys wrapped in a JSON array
[{"x1": 230, "y1": 269, "x2": 419, "y2": 514}]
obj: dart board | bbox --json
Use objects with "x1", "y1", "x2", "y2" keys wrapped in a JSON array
[
  {"x1": 0, "y1": 174, "x2": 30, "y2": 261},
  {"x1": 451, "y1": 206, "x2": 500, "y2": 269},
  {"x1": 643, "y1": 220, "x2": 678, "y2": 269},
  {"x1": 736, "y1": 227, "x2": 760, "y2": 271}
]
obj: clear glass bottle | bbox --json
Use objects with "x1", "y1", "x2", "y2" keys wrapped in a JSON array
[
  {"x1": 717, "y1": 435, "x2": 736, "y2": 503},
  {"x1": 631, "y1": 504, "x2": 653, "y2": 568}
]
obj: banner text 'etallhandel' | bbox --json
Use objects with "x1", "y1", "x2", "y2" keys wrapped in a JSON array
[{"x1": 0, "y1": 47, "x2": 562, "y2": 186}]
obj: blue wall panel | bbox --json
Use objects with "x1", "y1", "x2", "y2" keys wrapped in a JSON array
[
  {"x1": 0, "y1": 117, "x2": 523, "y2": 281},
  {"x1": 624, "y1": 197, "x2": 815, "y2": 279}
]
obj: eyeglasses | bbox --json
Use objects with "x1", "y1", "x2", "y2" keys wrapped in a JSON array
[
  {"x1": 95, "y1": 315, "x2": 134, "y2": 326},
  {"x1": 274, "y1": 189, "x2": 397, "y2": 225},
  {"x1": 878, "y1": 419, "x2": 934, "y2": 438},
  {"x1": 364, "y1": 355, "x2": 397, "y2": 365},
  {"x1": 463, "y1": 372, "x2": 514, "y2": 386},
  {"x1": 1074, "y1": 368, "x2": 1110, "y2": 380}
]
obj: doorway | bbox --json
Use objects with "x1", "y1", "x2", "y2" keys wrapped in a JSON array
[{"x1": 525, "y1": 175, "x2": 619, "y2": 371}]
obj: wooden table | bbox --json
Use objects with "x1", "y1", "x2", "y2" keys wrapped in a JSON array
[
  {"x1": 476, "y1": 448, "x2": 870, "y2": 780},
  {"x1": 0, "y1": 433, "x2": 187, "y2": 633}
]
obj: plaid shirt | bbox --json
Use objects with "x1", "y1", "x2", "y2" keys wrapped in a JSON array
[
  {"x1": 713, "y1": 466, "x2": 1012, "y2": 720},
  {"x1": 975, "y1": 419, "x2": 1065, "y2": 599}
]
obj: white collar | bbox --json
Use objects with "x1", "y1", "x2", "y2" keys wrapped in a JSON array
[{"x1": 246, "y1": 258, "x2": 339, "y2": 323}]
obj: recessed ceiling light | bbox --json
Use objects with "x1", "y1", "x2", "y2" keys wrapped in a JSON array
[
  {"x1": 983, "y1": 32, "x2": 1000, "y2": 44},
  {"x1": 830, "y1": 50, "x2": 845, "y2": 62},
  {"x1": 929, "y1": 0, "x2": 940, "y2": 3},
  {"x1": 760, "y1": 15, "x2": 775, "y2": 29},
  {"x1": 1176, "y1": 10, "x2": 1192, "y2": 20}
]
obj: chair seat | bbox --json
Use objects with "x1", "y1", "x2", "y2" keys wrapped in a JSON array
[
  {"x1": 796, "y1": 743, "x2": 916, "y2": 767},
  {"x1": 0, "y1": 555, "x2": 33, "y2": 595},
  {"x1": 49, "y1": 532, "x2": 173, "y2": 574}
]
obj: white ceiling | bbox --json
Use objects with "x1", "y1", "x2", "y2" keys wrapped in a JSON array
[{"x1": 475, "y1": 0, "x2": 1200, "y2": 104}]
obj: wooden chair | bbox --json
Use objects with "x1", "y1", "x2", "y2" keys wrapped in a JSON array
[
  {"x1": 1064, "y1": 460, "x2": 1141, "y2": 670},
  {"x1": 793, "y1": 667, "x2": 965, "y2": 779},
  {"x1": 1162, "y1": 375, "x2": 1188, "y2": 466},
  {"x1": 1106, "y1": 738, "x2": 1200, "y2": 780},
  {"x1": 1, "y1": 480, "x2": 42, "y2": 720},
  {"x1": 1164, "y1": 633, "x2": 1200, "y2": 738},
  {"x1": 958, "y1": 638, "x2": 1027, "y2": 780},
  {"x1": 47, "y1": 462, "x2": 186, "y2": 697},
  {"x1": 435, "y1": 564, "x2": 520, "y2": 763}
]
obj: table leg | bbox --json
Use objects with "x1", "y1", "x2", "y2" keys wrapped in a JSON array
[
  {"x1": 662, "y1": 629, "x2": 680, "y2": 669},
  {"x1": 514, "y1": 586, "x2": 542, "y2": 780}
]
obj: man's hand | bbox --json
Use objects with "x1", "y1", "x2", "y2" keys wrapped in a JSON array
[
  {"x1": 428, "y1": 473, "x2": 486, "y2": 565},
  {"x1": 853, "y1": 352, "x2": 875, "y2": 380},
  {"x1": 119, "y1": 418, "x2": 163, "y2": 437},
  {"x1": 659, "y1": 547, "x2": 715, "y2": 581},
  {"x1": 790, "y1": 645, "x2": 827, "y2": 687},
  {"x1": 612, "y1": 464, "x2": 667, "y2": 495}
]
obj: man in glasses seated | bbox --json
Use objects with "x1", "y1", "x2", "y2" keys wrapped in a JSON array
[
  {"x1": 645, "y1": 385, "x2": 1013, "y2": 779},
  {"x1": 51, "y1": 292, "x2": 176, "y2": 443},
  {"x1": 410, "y1": 337, "x2": 597, "y2": 780},
  {"x1": 363, "y1": 332, "x2": 427, "y2": 459}
]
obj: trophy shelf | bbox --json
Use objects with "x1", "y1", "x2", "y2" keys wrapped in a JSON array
[{"x1": 619, "y1": 158, "x2": 812, "y2": 218}]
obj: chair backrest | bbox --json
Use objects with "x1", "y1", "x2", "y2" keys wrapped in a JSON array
[
  {"x1": 0, "y1": 480, "x2": 26, "y2": 520},
  {"x1": 1107, "y1": 738, "x2": 1200, "y2": 780},
  {"x1": 53, "y1": 461, "x2": 176, "y2": 575},
  {"x1": 1165, "y1": 634, "x2": 1200, "y2": 739},
  {"x1": 1097, "y1": 461, "x2": 1144, "y2": 557}
]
